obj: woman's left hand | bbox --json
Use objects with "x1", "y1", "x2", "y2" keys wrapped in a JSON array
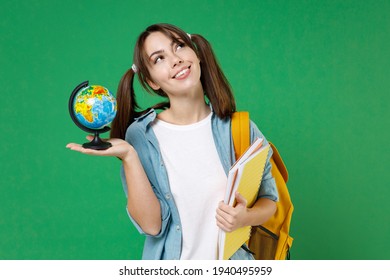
[{"x1": 216, "y1": 192, "x2": 249, "y2": 232}]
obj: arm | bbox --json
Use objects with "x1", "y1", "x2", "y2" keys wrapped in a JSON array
[
  {"x1": 122, "y1": 147, "x2": 162, "y2": 235},
  {"x1": 66, "y1": 136, "x2": 162, "y2": 235}
]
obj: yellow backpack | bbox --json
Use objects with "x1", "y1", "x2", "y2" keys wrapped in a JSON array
[{"x1": 231, "y1": 112, "x2": 294, "y2": 260}]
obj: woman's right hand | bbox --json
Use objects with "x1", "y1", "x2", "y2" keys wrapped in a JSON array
[
  {"x1": 66, "y1": 136, "x2": 134, "y2": 161},
  {"x1": 67, "y1": 135, "x2": 162, "y2": 234}
]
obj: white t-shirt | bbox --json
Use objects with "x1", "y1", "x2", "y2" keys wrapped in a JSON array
[{"x1": 152, "y1": 113, "x2": 227, "y2": 259}]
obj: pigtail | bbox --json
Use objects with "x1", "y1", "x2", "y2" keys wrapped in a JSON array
[
  {"x1": 191, "y1": 34, "x2": 236, "y2": 119},
  {"x1": 110, "y1": 68, "x2": 139, "y2": 140}
]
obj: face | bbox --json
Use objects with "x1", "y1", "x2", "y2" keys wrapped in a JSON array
[{"x1": 143, "y1": 31, "x2": 202, "y2": 97}]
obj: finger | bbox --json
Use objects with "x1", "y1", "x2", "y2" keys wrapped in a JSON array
[
  {"x1": 216, "y1": 204, "x2": 231, "y2": 218},
  {"x1": 216, "y1": 220, "x2": 232, "y2": 233},
  {"x1": 235, "y1": 192, "x2": 248, "y2": 207},
  {"x1": 86, "y1": 135, "x2": 111, "y2": 142},
  {"x1": 218, "y1": 201, "x2": 232, "y2": 214},
  {"x1": 216, "y1": 211, "x2": 236, "y2": 232},
  {"x1": 84, "y1": 136, "x2": 119, "y2": 144},
  {"x1": 66, "y1": 143, "x2": 109, "y2": 156},
  {"x1": 66, "y1": 143, "x2": 91, "y2": 153},
  {"x1": 66, "y1": 143, "x2": 82, "y2": 149},
  {"x1": 216, "y1": 207, "x2": 235, "y2": 226}
]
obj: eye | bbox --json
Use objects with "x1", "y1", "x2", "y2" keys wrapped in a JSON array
[
  {"x1": 175, "y1": 42, "x2": 185, "y2": 51},
  {"x1": 154, "y1": 55, "x2": 164, "y2": 64}
]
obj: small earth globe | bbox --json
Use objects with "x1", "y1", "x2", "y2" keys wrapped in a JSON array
[
  {"x1": 73, "y1": 85, "x2": 117, "y2": 130},
  {"x1": 69, "y1": 81, "x2": 117, "y2": 150}
]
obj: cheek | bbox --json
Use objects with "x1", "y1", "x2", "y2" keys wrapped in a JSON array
[
  {"x1": 193, "y1": 58, "x2": 202, "y2": 77},
  {"x1": 149, "y1": 65, "x2": 169, "y2": 82},
  {"x1": 188, "y1": 50, "x2": 200, "y2": 63},
  {"x1": 146, "y1": 68, "x2": 166, "y2": 90},
  {"x1": 192, "y1": 55, "x2": 201, "y2": 70}
]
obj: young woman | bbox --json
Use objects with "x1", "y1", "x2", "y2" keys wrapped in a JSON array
[{"x1": 67, "y1": 23, "x2": 278, "y2": 260}]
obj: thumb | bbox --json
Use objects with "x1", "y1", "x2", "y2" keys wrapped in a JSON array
[{"x1": 235, "y1": 192, "x2": 247, "y2": 207}]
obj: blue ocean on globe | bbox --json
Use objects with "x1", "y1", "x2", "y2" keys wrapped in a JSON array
[{"x1": 73, "y1": 85, "x2": 117, "y2": 130}]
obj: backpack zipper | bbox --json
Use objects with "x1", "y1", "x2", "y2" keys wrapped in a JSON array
[{"x1": 256, "y1": 225, "x2": 279, "y2": 240}]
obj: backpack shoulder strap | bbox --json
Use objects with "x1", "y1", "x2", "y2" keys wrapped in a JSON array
[
  {"x1": 232, "y1": 112, "x2": 288, "y2": 183},
  {"x1": 269, "y1": 142, "x2": 289, "y2": 183},
  {"x1": 231, "y1": 111, "x2": 250, "y2": 160}
]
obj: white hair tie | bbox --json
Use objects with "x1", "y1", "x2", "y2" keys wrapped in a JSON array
[{"x1": 187, "y1": 33, "x2": 191, "y2": 39}]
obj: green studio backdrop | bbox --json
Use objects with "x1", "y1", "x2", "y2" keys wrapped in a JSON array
[{"x1": 0, "y1": 0, "x2": 389, "y2": 260}]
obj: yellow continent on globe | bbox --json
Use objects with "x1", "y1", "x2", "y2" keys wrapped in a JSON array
[
  {"x1": 74, "y1": 85, "x2": 109, "y2": 123},
  {"x1": 74, "y1": 100, "x2": 93, "y2": 122}
]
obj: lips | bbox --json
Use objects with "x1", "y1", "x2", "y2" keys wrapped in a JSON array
[{"x1": 172, "y1": 66, "x2": 191, "y2": 79}]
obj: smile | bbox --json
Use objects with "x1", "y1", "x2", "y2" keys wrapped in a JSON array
[{"x1": 173, "y1": 66, "x2": 191, "y2": 79}]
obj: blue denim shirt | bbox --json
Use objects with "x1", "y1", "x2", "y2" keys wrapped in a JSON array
[{"x1": 120, "y1": 108, "x2": 278, "y2": 260}]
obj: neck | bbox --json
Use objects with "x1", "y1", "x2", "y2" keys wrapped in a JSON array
[
  {"x1": 168, "y1": 101, "x2": 211, "y2": 125},
  {"x1": 158, "y1": 86, "x2": 211, "y2": 125}
]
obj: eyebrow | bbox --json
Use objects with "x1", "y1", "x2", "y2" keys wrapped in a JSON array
[
  {"x1": 149, "y1": 49, "x2": 164, "y2": 59},
  {"x1": 148, "y1": 39, "x2": 179, "y2": 60}
]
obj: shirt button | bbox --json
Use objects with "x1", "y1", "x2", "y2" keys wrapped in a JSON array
[
  {"x1": 176, "y1": 225, "x2": 180, "y2": 231},
  {"x1": 165, "y1": 194, "x2": 171, "y2": 200}
]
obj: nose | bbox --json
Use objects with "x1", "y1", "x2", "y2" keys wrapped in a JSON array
[{"x1": 170, "y1": 53, "x2": 183, "y2": 68}]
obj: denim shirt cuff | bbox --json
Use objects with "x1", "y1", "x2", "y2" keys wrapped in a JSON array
[{"x1": 126, "y1": 199, "x2": 171, "y2": 238}]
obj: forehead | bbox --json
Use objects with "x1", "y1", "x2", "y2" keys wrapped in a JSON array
[
  {"x1": 144, "y1": 32, "x2": 170, "y2": 51},
  {"x1": 143, "y1": 31, "x2": 181, "y2": 56}
]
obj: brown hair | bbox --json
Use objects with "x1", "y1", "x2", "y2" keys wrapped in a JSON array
[{"x1": 110, "y1": 23, "x2": 236, "y2": 139}]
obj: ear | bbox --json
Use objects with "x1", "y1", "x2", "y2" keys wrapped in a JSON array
[{"x1": 147, "y1": 79, "x2": 161, "y2": 90}]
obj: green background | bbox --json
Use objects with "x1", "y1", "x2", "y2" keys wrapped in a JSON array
[{"x1": 1, "y1": 0, "x2": 389, "y2": 260}]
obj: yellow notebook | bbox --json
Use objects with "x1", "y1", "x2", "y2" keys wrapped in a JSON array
[{"x1": 218, "y1": 138, "x2": 270, "y2": 260}]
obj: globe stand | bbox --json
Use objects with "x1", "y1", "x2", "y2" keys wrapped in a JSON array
[
  {"x1": 82, "y1": 131, "x2": 112, "y2": 150},
  {"x1": 69, "y1": 80, "x2": 114, "y2": 151}
]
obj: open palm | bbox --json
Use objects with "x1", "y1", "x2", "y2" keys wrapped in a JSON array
[{"x1": 66, "y1": 136, "x2": 132, "y2": 160}]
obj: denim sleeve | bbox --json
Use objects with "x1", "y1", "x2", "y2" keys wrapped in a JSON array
[
  {"x1": 120, "y1": 166, "x2": 171, "y2": 237},
  {"x1": 249, "y1": 120, "x2": 279, "y2": 202},
  {"x1": 121, "y1": 120, "x2": 172, "y2": 237}
]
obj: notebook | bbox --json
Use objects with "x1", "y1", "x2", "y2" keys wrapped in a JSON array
[{"x1": 218, "y1": 138, "x2": 270, "y2": 260}]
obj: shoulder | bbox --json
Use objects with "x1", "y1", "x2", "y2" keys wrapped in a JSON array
[
  {"x1": 211, "y1": 111, "x2": 230, "y2": 127},
  {"x1": 125, "y1": 109, "x2": 157, "y2": 143},
  {"x1": 249, "y1": 119, "x2": 270, "y2": 146}
]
